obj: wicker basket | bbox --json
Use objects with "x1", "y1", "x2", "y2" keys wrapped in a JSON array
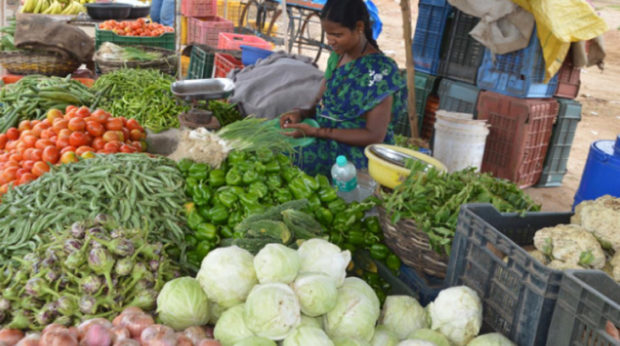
[
  {"x1": 95, "y1": 46, "x2": 179, "y2": 75},
  {"x1": 0, "y1": 49, "x2": 80, "y2": 77},
  {"x1": 377, "y1": 201, "x2": 449, "y2": 278}
]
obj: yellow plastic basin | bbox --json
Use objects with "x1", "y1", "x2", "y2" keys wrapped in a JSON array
[{"x1": 364, "y1": 144, "x2": 447, "y2": 189}]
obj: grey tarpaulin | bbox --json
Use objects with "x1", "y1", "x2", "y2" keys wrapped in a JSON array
[
  {"x1": 227, "y1": 51, "x2": 324, "y2": 120},
  {"x1": 448, "y1": 0, "x2": 535, "y2": 55}
]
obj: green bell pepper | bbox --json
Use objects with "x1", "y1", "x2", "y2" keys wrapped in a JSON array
[
  {"x1": 386, "y1": 253, "x2": 401, "y2": 274},
  {"x1": 276, "y1": 153, "x2": 291, "y2": 166},
  {"x1": 347, "y1": 231, "x2": 366, "y2": 246},
  {"x1": 187, "y1": 252, "x2": 202, "y2": 268},
  {"x1": 254, "y1": 162, "x2": 266, "y2": 174},
  {"x1": 282, "y1": 166, "x2": 300, "y2": 183},
  {"x1": 364, "y1": 217, "x2": 381, "y2": 234},
  {"x1": 177, "y1": 158, "x2": 194, "y2": 174},
  {"x1": 327, "y1": 199, "x2": 347, "y2": 214},
  {"x1": 301, "y1": 173, "x2": 319, "y2": 191},
  {"x1": 184, "y1": 235, "x2": 198, "y2": 248},
  {"x1": 249, "y1": 181, "x2": 269, "y2": 199},
  {"x1": 289, "y1": 176, "x2": 313, "y2": 200},
  {"x1": 209, "y1": 169, "x2": 226, "y2": 187},
  {"x1": 229, "y1": 186, "x2": 245, "y2": 196},
  {"x1": 256, "y1": 148, "x2": 274, "y2": 163},
  {"x1": 187, "y1": 210, "x2": 204, "y2": 230},
  {"x1": 225, "y1": 168, "x2": 242, "y2": 186},
  {"x1": 266, "y1": 174, "x2": 283, "y2": 189},
  {"x1": 329, "y1": 231, "x2": 343, "y2": 245},
  {"x1": 228, "y1": 151, "x2": 246, "y2": 165},
  {"x1": 207, "y1": 205, "x2": 229, "y2": 225},
  {"x1": 315, "y1": 174, "x2": 330, "y2": 189},
  {"x1": 243, "y1": 170, "x2": 259, "y2": 185},
  {"x1": 220, "y1": 226, "x2": 234, "y2": 238},
  {"x1": 197, "y1": 205, "x2": 211, "y2": 221},
  {"x1": 318, "y1": 187, "x2": 339, "y2": 203},
  {"x1": 244, "y1": 204, "x2": 264, "y2": 215},
  {"x1": 341, "y1": 243, "x2": 357, "y2": 253},
  {"x1": 185, "y1": 177, "x2": 199, "y2": 196},
  {"x1": 196, "y1": 223, "x2": 218, "y2": 241},
  {"x1": 234, "y1": 161, "x2": 252, "y2": 172},
  {"x1": 239, "y1": 191, "x2": 259, "y2": 205},
  {"x1": 364, "y1": 233, "x2": 381, "y2": 247},
  {"x1": 228, "y1": 210, "x2": 243, "y2": 228},
  {"x1": 192, "y1": 182, "x2": 212, "y2": 206},
  {"x1": 333, "y1": 212, "x2": 357, "y2": 232},
  {"x1": 275, "y1": 189, "x2": 293, "y2": 203},
  {"x1": 307, "y1": 194, "x2": 322, "y2": 211},
  {"x1": 194, "y1": 241, "x2": 213, "y2": 259},
  {"x1": 369, "y1": 244, "x2": 389, "y2": 260},
  {"x1": 189, "y1": 162, "x2": 209, "y2": 181},
  {"x1": 217, "y1": 189, "x2": 238, "y2": 208},
  {"x1": 265, "y1": 161, "x2": 280, "y2": 173},
  {"x1": 315, "y1": 207, "x2": 334, "y2": 226}
]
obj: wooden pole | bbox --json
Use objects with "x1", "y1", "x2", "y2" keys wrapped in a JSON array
[{"x1": 400, "y1": 0, "x2": 418, "y2": 139}]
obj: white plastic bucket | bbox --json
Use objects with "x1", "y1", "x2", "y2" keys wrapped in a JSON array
[{"x1": 432, "y1": 110, "x2": 489, "y2": 172}]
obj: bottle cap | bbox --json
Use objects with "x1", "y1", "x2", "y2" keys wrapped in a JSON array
[{"x1": 336, "y1": 155, "x2": 347, "y2": 167}]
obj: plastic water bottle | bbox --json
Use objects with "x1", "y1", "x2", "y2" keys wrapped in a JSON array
[{"x1": 331, "y1": 155, "x2": 359, "y2": 203}]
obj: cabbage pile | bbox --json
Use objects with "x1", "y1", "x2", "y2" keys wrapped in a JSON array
[{"x1": 155, "y1": 239, "x2": 516, "y2": 346}]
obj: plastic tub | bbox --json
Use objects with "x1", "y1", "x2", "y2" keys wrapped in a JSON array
[
  {"x1": 241, "y1": 45, "x2": 274, "y2": 65},
  {"x1": 573, "y1": 135, "x2": 620, "y2": 208},
  {"x1": 432, "y1": 110, "x2": 489, "y2": 172},
  {"x1": 364, "y1": 144, "x2": 447, "y2": 189}
]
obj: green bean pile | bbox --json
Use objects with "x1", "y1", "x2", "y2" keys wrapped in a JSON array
[
  {"x1": 92, "y1": 69, "x2": 188, "y2": 133},
  {"x1": 0, "y1": 75, "x2": 98, "y2": 133},
  {"x1": 0, "y1": 154, "x2": 190, "y2": 266}
]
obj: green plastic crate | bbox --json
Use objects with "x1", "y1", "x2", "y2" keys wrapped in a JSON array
[
  {"x1": 95, "y1": 27, "x2": 176, "y2": 51},
  {"x1": 394, "y1": 70, "x2": 438, "y2": 137},
  {"x1": 186, "y1": 44, "x2": 242, "y2": 80}
]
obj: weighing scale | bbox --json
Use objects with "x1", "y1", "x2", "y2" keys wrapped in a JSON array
[{"x1": 170, "y1": 78, "x2": 235, "y2": 130}]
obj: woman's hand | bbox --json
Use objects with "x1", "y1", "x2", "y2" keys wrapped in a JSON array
[
  {"x1": 282, "y1": 122, "x2": 319, "y2": 138},
  {"x1": 279, "y1": 109, "x2": 303, "y2": 128}
]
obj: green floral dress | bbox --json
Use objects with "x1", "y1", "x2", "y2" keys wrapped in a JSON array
[{"x1": 296, "y1": 52, "x2": 408, "y2": 177}]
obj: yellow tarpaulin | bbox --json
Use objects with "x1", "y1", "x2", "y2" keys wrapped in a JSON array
[{"x1": 511, "y1": 0, "x2": 608, "y2": 81}]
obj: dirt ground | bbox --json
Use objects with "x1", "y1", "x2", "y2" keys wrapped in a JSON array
[{"x1": 366, "y1": 0, "x2": 620, "y2": 212}]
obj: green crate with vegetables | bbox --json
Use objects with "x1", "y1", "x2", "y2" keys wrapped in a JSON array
[{"x1": 95, "y1": 27, "x2": 175, "y2": 51}]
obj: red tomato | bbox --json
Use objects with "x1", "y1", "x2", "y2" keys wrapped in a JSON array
[
  {"x1": 76, "y1": 106, "x2": 91, "y2": 118},
  {"x1": 65, "y1": 105, "x2": 78, "y2": 114},
  {"x1": 15, "y1": 142, "x2": 29, "y2": 154},
  {"x1": 5, "y1": 141, "x2": 17, "y2": 151},
  {"x1": 60, "y1": 151, "x2": 78, "y2": 164},
  {"x1": 35, "y1": 139, "x2": 54, "y2": 150},
  {"x1": 92, "y1": 138, "x2": 106, "y2": 151},
  {"x1": 40, "y1": 129, "x2": 55, "y2": 140},
  {"x1": 52, "y1": 119, "x2": 69, "y2": 134},
  {"x1": 121, "y1": 127, "x2": 130, "y2": 143},
  {"x1": 60, "y1": 146, "x2": 76, "y2": 155},
  {"x1": 32, "y1": 123, "x2": 49, "y2": 137},
  {"x1": 1, "y1": 167, "x2": 18, "y2": 184},
  {"x1": 5, "y1": 161, "x2": 19, "y2": 169},
  {"x1": 47, "y1": 109, "x2": 64, "y2": 123},
  {"x1": 22, "y1": 135, "x2": 37, "y2": 148},
  {"x1": 85, "y1": 121, "x2": 105, "y2": 138},
  {"x1": 91, "y1": 109, "x2": 109, "y2": 124},
  {"x1": 106, "y1": 118, "x2": 124, "y2": 131},
  {"x1": 119, "y1": 144, "x2": 136, "y2": 153},
  {"x1": 23, "y1": 148, "x2": 34, "y2": 161},
  {"x1": 103, "y1": 141, "x2": 121, "y2": 154},
  {"x1": 42, "y1": 146, "x2": 60, "y2": 164},
  {"x1": 75, "y1": 146, "x2": 95, "y2": 156},
  {"x1": 18, "y1": 120, "x2": 32, "y2": 132},
  {"x1": 21, "y1": 160, "x2": 35, "y2": 171},
  {"x1": 9, "y1": 152, "x2": 22, "y2": 162},
  {"x1": 129, "y1": 129, "x2": 145, "y2": 141},
  {"x1": 83, "y1": 133, "x2": 94, "y2": 146},
  {"x1": 57, "y1": 129, "x2": 72, "y2": 138},
  {"x1": 16, "y1": 168, "x2": 29, "y2": 178},
  {"x1": 30, "y1": 149, "x2": 42, "y2": 162},
  {"x1": 102, "y1": 131, "x2": 122, "y2": 142},
  {"x1": 56, "y1": 136, "x2": 71, "y2": 148},
  {"x1": 18, "y1": 173, "x2": 36, "y2": 185},
  {"x1": 68, "y1": 118, "x2": 86, "y2": 132},
  {"x1": 30, "y1": 120, "x2": 41, "y2": 127},
  {"x1": 32, "y1": 161, "x2": 50, "y2": 177},
  {"x1": 0, "y1": 134, "x2": 8, "y2": 150},
  {"x1": 125, "y1": 119, "x2": 141, "y2": 131},
  {"x1": 6, "y1": 128, "x2": 19, "y2": 141},
  {"x1": 69, "y1": 132, "x2": 88, "y2": 148}
]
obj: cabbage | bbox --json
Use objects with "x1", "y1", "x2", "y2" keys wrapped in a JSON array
[
  {"x1": 408, "y1": 329, "x2": 450, "y2": 346},
  {"x1": 282, "y1": 326, "x2": 334, "y2": 346},
  {"x1": 254, "y1": 244, "x2": 300, "y2": 284},
  {"x1": 379, "y1": 295, "x2": 428, "y2": 339},
  {"x1": 300, "y1": 315, "x2": 323, "y2": 329},
  {"x1": 298, "y1": 239, "x2": 351, "y2": 287},
  {"x1": 293, "y1": 273, "x2": 338, "y2": 317},
  {"x1": 467, "y1": 333, "x2": 515, "y2": 346},
  {"x1": 333, "y1": 337, "x2": 371, "y2": 346},
  {"x1": 371, "y1": 326, "x2": 398, "y2": 346},
  {"x1": 214, "y1": 304, "x2": 255, "y2": 346},
  {"x1": 233, "y1": 336, "x2": 277, "y2": 346},
  {"x1": 398, "y1": 341, "x2": 436, "y2": 346},
  {"x1": 196, "y1": 246, "x2": 257, "y2": 308},
  {"x1": 244, "y1": 283, "x2": 301, "y2": 340},
  {"x1": 428, "y1": 286, "x2": 482, "y2": 346},
  {"x1": 324, "y1": 277, "x2": 381, "y2": 342},
  {"x1": 156, "y1": 277, "x2": 210, "y2": 331},
  {"x1": 209, "y1": 300, "x2": 226, "y2": 324}
]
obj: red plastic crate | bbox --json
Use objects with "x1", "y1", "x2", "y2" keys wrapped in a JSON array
[
  {"x1": 421, "y1": 95, "x2": 439, "y2": 141},
  {"x1": 213, "y1": 52, "x2": 243, "y2": 78},
  {"x1": 181, "y1": 0, "x2": 217, "y2": 17},
  {"x1": 476, "y1": 91, "x2": 559, "y2": 188},
  {"x1": 188, "y1": 16, "x2": 233, "y2": 46},
  {"x1": 217, "y1": 32, "x2": 272, "y2": 51},
  {"x1": 554, "y1": 53, "x2": 581, "y2": 99}
]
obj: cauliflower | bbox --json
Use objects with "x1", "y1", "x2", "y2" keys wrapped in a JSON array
[
  {"x1": 610, "y1": 251, "x2": 620, "y2": 282},
  {"x1": 572, "y1": 195, "x2": 620, "y2": 251},
  {"x1": 533, "y1": 224, "x2": 606, "y2": 269},
  {"x1": 527, "y1": 250, "x2": 550, "y2": 265}
]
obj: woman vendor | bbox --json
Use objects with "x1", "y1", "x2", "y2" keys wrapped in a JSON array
[{"x1": 280, "y1": 0, "x2": 407, "y2": 177}]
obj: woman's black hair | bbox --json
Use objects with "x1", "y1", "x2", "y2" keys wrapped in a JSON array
[{"x1": 320, "y1": 0, "x2": 380, "y2": 51}]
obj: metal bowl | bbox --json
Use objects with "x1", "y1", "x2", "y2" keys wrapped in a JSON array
[
  {"x1": 127, "y1": 5, "x2": 150, "y2": 19},
  {"x1": 85, "y1": 3, "x2": 132, "y2": 20},
  {"x1": 171, "y1": 78, "x2": 235, "y2": 101}
]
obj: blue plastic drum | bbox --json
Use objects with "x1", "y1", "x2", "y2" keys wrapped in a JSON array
[{"x1": 573, "y1": 135, "x2": 620, "y2": 209}]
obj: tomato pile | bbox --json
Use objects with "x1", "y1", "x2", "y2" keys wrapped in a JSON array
[
  {"x1": 0, "y1": 106, "x2": 147, "y2": 193},
  {"x1": 99, "y1": 18, "x2": 174, "y2": 37}
]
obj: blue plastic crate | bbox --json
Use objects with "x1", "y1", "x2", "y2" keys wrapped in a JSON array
[
  {"x1": 437, "y1": 78, "x2": 480, "y2": 116},
  {"x1": 412, "y1": 0, "x2": 452, "y2": 75},
  {"x1": 477, "y1": 28, "x2": 559, "y2": 98},
  {"x1": 398, "y1": 265, "x2": 445, "y2": 306}
]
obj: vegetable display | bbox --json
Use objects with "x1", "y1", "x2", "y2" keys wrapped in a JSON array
[
  {"x1": 99, "y1": 19, "x2": 174, "y2": 37},
  {"x1": 381, "y1": 160, "x2": 541, "y2": 254},
  {"x1": 0, "y1": 18, "x2": 16, "y2": 52},
  {"x1": 0, "y1": 154, "x2": 189, "y2": 266},
  {"x1": 208, "y1": 101, "x2": 243, "y2": 127},
  {"x1": 0, "y1": 76, "x2": 98, "y2": 133},
  {"x1": 0, "y1": 107, "x2": 147, "y2": 195},
  {"x1": 92, "y1": 69, "x2": 186, "y2": 132},
  {"x1": 0, "y1": 217, "x2": 178, "y2": 330}
]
